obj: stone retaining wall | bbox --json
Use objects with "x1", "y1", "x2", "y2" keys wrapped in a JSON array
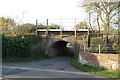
[{"x1": 78, "y1": 52, "x2": 119, "y2": 71}]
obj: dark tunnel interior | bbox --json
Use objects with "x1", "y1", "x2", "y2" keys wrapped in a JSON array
[{"x1": 50, "y1": 41, "x2": 74, "y2": 57}]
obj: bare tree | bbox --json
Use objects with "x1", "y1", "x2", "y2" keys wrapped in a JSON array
[
  {"x1": 81, "y1": 1, "x2": 119, "y2": 33},
  {"x1": 0, "y1": 17, "x2": 16, "y2": 34}
]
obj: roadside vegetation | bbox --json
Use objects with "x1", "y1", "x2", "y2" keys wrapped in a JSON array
[
  {"x1": 2, "y1": 34, "x2": 50, "y2": 63},
  {"x1": 88, "y1": 36, "x2": 119, "y2": 54},
  {"x1": 71, "y1": 57, "x2": 119, "y2": 78},
  {"x1": 2, "y1": 53, "x2": 50, "y2": 63}
]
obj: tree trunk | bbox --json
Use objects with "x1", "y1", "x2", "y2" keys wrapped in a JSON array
[
  {"x1": 88, "y1": 12, "x2": 94, "y2": 32},
  {"x1": 107, "y1": 14, "x2": 110, "y2": 33},
  {"x1": 97, "y1": 15, "x2": 100, "y2": 33}
]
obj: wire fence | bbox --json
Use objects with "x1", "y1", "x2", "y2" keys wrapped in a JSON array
[{"x1": 36, "y1": 18, "x2": 87, "y2": 29}]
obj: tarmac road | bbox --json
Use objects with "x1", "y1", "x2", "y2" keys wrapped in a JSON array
[{"x1": 2, "y1": 57, "x2": 106, "y2": 78}]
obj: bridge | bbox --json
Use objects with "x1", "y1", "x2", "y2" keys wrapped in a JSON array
[
  {"x1": 34, "y1": 18, "x2": 91, "y2": 56},
  {"x1": 36, "y1": 29, "x2": 90, "y2": 57}
]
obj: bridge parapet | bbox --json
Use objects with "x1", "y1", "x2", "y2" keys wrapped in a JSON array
[{"x1": 36, "y1": 29, "x2": 89, "y2": 38}]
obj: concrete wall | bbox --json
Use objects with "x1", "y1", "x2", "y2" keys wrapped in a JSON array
[{"x1": 78, "y1": 52, "x2": 118, "y2": 71}]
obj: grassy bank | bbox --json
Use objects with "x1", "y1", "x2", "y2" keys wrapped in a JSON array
[
  {"x1": 71, "y1": 57, "x2": 119, "y2": 78},
  {"x1": 2, "y1": 53, "x2": 50, "y2": 63}
]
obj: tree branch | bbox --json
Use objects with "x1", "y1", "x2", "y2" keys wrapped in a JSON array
[
  {"x1": 95, "y1": 3, "x2": 107, "y2": 14},
  {"x1": 99, "y1": 12, "x2": 106, "y2": 24},
  {"x1": 110, "y1": 11, "x2": 119, "y2": 20},
  {"x1": 101, "y1": 2, "x2": 108, "y2": 14}
]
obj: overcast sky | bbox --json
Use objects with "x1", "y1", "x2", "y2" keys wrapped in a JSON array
[{"x1": 0, "y1": 0, "x2": 87, "y2": 28}]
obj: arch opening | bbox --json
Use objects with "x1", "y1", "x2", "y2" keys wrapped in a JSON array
[
  {"x1": 47, "y1": 40, "x2": 74, "y2": 57},
  {"x1": 66, "y1": 43, "x2": 74, "y2": 57}
]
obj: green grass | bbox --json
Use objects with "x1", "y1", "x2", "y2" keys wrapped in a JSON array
[
  {"x1": 71, "y1": 57, "x2": 119, "y2": 78},
  {"x1": 2, "y1": 53, "x2": 50, "y2": 63}
]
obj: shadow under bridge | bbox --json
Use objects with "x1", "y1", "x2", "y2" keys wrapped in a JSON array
[{"x1": 47, "y1": 40, "x2": 74, "y2": 57}]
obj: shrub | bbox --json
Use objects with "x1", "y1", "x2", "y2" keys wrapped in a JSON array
[
  {"x1": 89, "y1": 36, "x2": 119, "y2": 53},
  {"x1": 89, "y1": 37, "x2": 111, "y2": 52},
  {"x1": 89, "y1": 37, "x2": 103, "y2": 51},
  {"x1": 2, "y1": 34, "x2": 36, "y2": 58},
  {"x1": 37, "y1": 24, "x2": 47, "y2": 29},
  {"x1": 48, "y1": 24, "x2": 60, "y2": 29},
  {"x1": 112, "y1": 37, "x2": 120, "y2": 53},
  {"x1": 75, "y1": 22, "x2": 88, "y2": 29}
]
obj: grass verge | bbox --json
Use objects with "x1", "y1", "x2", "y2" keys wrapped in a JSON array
[
  {"x1": 71, "y1": 57, "x2": 119, "y2": 78},
  {"x1": 2, "y1": 53, "x2": 50, "y2": 63}
]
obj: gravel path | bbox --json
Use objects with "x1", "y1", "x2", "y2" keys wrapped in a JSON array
[{"x1": 2, "y1": 57, "x2": 106, "y2": 78}]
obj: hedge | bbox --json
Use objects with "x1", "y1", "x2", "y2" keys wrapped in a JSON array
[{"x1": 2, "y1": 34, "x2": 40, "y2": 58}]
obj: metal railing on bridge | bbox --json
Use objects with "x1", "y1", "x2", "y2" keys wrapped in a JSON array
[{"x1": 35, "y1": 18, "x2": 90, "y2": 38}]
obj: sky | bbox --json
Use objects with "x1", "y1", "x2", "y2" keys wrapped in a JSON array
[{"x1": 0, "y1": 0, "x2": 87, "y2": 29}]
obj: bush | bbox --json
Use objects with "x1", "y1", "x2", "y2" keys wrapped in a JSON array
[
  {"x1": 37, "y1": 24, "x2": 60, "y2": 29},
  {"x1": 75, "y1": 22, "x2": 88, "y2": 29},
  {"x1": 48, "y1": 24, "x2": 60, "y2": 29},
  {"x1": 112, "y1": 37, "x2": 120, "y2": 53},
  {"x1": 37, "y1": 24, "x2": 47, "y2": 29},
  {"x1": 2, "y1": 34, "x2": 37, "y2": 58},
  {"x1": 89, "y1": 36, "x2": 119, "y2": 53},
  {"x1": 89, "y1": 37, "x2": 112, "y2": 52},
  {"x1": 89, "y1": 37, "x2": 106, "y2": 52}
]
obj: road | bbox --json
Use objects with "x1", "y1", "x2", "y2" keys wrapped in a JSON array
[{"x1": 2, "y1": 57, "x2": 106, "y2": 78}]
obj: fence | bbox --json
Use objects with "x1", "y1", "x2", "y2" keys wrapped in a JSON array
[
  {"x1": 36, "y1": 18, "x2": 88, "y2": 29},
  {"x1": 79, "y1": 33, "x2": 120, "y2": 54}
]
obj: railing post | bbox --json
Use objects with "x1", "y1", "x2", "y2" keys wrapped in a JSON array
[
  {"x1": 75, "y1": 18, "x2": 77, "y2": 38},
  {"x1": 75, "y1": 30, "x2": 77, "y2": 38},
  {"x1": 60, "y1": 28, "x2": 62, "y2": 38},
  {"x1": 36, "y1": 20, "x2": 38, "y2": 35},
  {"x1": 46, "y1": 19, "x2": 48, "y2": 36},
  {"x1": 60, "y1": 18, "x2": 63, "y2": 38}
]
